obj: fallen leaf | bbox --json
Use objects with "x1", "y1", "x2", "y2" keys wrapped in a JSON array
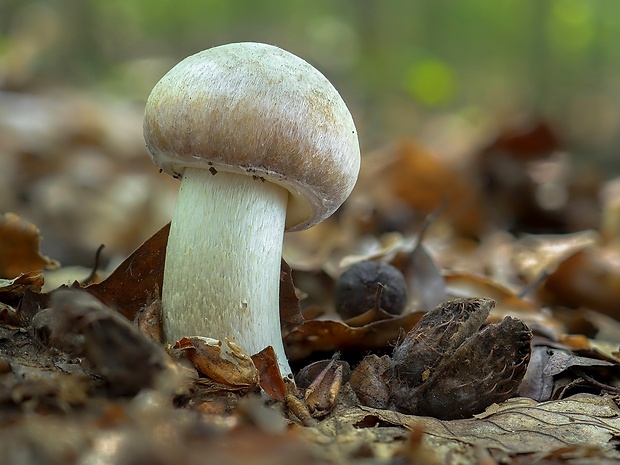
[
  {"x1": 409, "y1": 236, "x2": 447, "y2": 311},
  {"x1": 0, "y1": 212, "x2": 59, "y2": 278},
  {"x1": 284, "y1": 312, "x2": 422, "y2": 362},
  {"x1": 86, "y1": 222, "x2": 169, "y2": 321},
  {"x1": 543, "y1": 349, "x2": 616, "y2": 377},
  {"x1": 476, "y1": 120, "x2": 580, "y2": 233},
  {"x1": 519, "y1": 346, "x2": 555, "y2": 402},
  {"x1": 559, "y1": 333, "x2": 594, "y2": 351},
  {"x1": 543, "y1": 245, "x2": 620, "y2": 319},
  {"x1": 279, "y1": 259, "x2": 304, "y2": 335},
  {"x1": 349, "y1": 354, "x2": 391, "y2": 409},
  {"x1": 175, "y1": 337, "x2": 259, "y2": 391},
  {"x1": 0, "y1": 271, "x2": 44, "y2": 303},
  {"x1": 482, "y1": 120, "x2": 560, "y2": 158},
  {"x1": 443, "y1": 271, "x2": 558, "y2": 333},
  {"x1": 377, "y1": 140, "x2": 485, "y2": 237},
  {"x1": 312, "y1": 394, "x2": 620, "y2": 463},
  {"x1": 511, "y1": 230, "x2": 599, "y2": 282},
  {"x1": 251, "y1": 346, "x2": 287, "y2": 401}
]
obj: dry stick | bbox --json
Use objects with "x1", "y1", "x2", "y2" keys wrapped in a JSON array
[
  {"x1": 83, "y1": 244, "x2": 105, "y2": 286},
  {"x1": 572, "y1": 369, "x2": 620, "y2": 394}
]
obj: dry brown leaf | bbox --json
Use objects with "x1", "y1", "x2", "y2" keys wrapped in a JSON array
[
  {"x1": 368, "y1": 139, "x2": 485, "y2": 237},
  {"x1": 175, "y1": 337, "x2": 259, "y2": 391},
  {"x1": 279, "y1": 259, "x2": 304, "y2": 335},
  {"x1": 0, "y1": 271, "x2": 44, "y2": 302},
  {"x1": 295, "y1": 359, "x2": 351, "y2": 388},
  {"x1": 251, "y1": 346, "x2": 287, "y2": 401},
  {"x1": 86, "y1": 222, "x2": 169, "y2": 321},
  {"x1": 349, "y1": 354, "x2": 391, "y2": 409},
  {"x1": 409, "y1": 237, "x2": 447, "y2": 311},
  {"x1": 482, "y1": 120, "x2": 560, "y2": 159},
  {"x1": 284, "y1": 312, "x2": 422, "y2": 362},
  {"x1": 542, "y1": 245, "x2": 620, "y2": 319},
  {"x1": 475, "y1": 120, "x2": 594, "y2": 233},
  {"x1": 344, "y1": 305, "x2": 396, "y2": 327},
  {"x1": 559, "y1": 333, "x2": 595, "y2": 351},
  {"x1": 311, "y1": 394, "x2": 620, "y2": 463},
  {"x1": 443, "y1": 271, "x2": 559, "y2": 333},
  {"x1": 519, "y1": 346, "x2": 555, "y2": 402},
  {"x1": 0, "y1": 212, "x2": 59, "y2": 278},
  {"x1": 543, "y1": 349, "x2": 615, "y2": 377},
  {"x1": 599, "y1": 177, "x2": 620, "y2": 243},
  {"x1": 591, "y1": 340, "x2": 620, "y2": 363},
  {"x1": 511, "y1": 231, "x2": 599, "y2": 282},
  {"x1": 445, "y1": 272, "x2": 537, "y2": 312}
]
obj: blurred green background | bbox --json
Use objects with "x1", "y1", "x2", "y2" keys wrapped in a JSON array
[{"x1": 1, "y1": 0, "x2": 619, "y2": 172}]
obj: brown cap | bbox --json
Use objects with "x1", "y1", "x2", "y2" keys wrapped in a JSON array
[{"x1": 143, "y1": 42, "x2": 360, "y2": 231}]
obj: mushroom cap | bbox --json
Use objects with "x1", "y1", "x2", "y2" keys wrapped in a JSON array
[{"x1": 143, "y1": 42, "x2": 360, "y2": 231}]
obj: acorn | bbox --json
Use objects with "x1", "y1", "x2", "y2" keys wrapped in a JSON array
[{"x1": 335, "y1": 261, "x2": 407, "y2": 320}]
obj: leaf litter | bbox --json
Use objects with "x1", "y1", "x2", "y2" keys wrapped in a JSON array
[{"x1": 2, "y1": 102, "x2": 620, "y2": 464}]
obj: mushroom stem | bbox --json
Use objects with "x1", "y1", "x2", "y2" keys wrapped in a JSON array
[{"x1": 163, "y1": 167, "x2": 291, "y2": 375}]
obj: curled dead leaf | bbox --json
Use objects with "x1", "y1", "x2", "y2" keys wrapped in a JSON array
[
  {"x1": 0, "y1": 212, "x2": 59, "y2": 278},
  {"x1": 511, "y1": 230, "x2": 598, "y2": 282},
  {"x1": 284, "y1": 312, "x2": 422, "y2": 362},
  {"x1": 251, "y1": 346, "x2": 287, "y2": 401},
  {"x1": 543, "y1": 349, "x2": 615, "y2": 377},
  {"x1": 0, "y1": 271, "x2": 44, "y2": 303},
  {"x1": 519, "y1": 346, "x2": 555, "y2": 402},
  {"x1": 542, "y1": 245, "x2": 620, "y2": 318},
  {"x1": 175, "y1": 337, "x2": 259, "y2": 391},
  {"x1": 279, "y1": 259, "x2": 304, "y2": 335},
  {"x1": 444, "y1": 271, "x2": 559, "y2": 333},
  {"x1": 87, "y1": 222, "x2": 169, "y2": 322}
]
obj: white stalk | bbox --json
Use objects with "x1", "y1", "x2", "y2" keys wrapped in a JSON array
[{"x1": 162, "y1": 168, "x2": 291, "y2": 376}]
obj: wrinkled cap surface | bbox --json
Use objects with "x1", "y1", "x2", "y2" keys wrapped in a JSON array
[{"x1": 143, "y1": 42, "x2": 360, "y2": 231}]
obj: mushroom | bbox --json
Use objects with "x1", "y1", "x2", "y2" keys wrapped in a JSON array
[{"x1": 143, "y1": 42, "x2": 360, "y2": 375}]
